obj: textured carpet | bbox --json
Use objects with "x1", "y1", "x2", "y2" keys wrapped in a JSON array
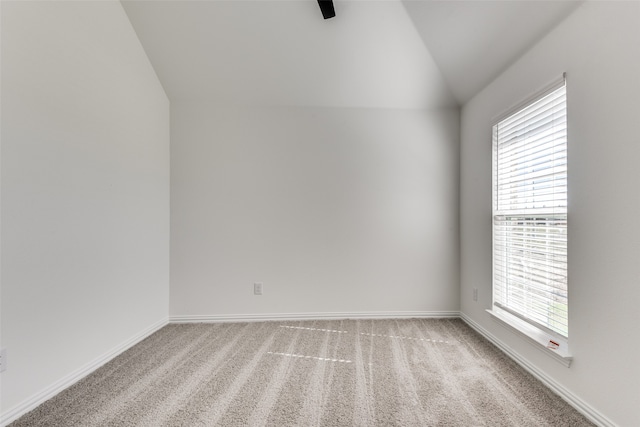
[{"x1": 11, "y1": 319, "x2": 593, "y2": 426}]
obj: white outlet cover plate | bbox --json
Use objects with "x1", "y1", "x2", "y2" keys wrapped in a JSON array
[{"x1": 254, "y1": 283, "x2": 263, "y2": 295}]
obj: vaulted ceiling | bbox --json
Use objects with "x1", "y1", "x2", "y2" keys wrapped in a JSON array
[{"x1": 122, "y1": 0, "x2": 582, "y2": 108}]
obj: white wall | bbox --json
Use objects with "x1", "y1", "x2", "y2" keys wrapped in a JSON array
[
  {"x1": 1, "y1": 0, "x2": 170, "y2": 419},
  {"x1": 171, "y1": 104, "x2": 460, "y2": 318},
  {"x1": 460, "y1": 2, "x2": 640, "y2": 426}
]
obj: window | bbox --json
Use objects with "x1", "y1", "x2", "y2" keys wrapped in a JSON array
[{"x1": 492, "y1": 79, "x2": 568, "y2": 340}]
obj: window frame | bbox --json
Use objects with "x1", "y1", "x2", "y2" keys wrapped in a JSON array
[{"x1": 489, "y1": 75, "x2": 571, "y2": 364}]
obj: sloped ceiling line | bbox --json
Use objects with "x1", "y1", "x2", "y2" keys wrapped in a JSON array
[{"x1": 122, "y1": 0, "x2": 582, "y2": 109}]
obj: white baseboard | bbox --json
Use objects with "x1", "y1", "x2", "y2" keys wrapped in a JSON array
[
  {"x1": 170, "y1": 310, "x2": 460, "y2": 323},
  {"x1": 460, "y1": 313, "x2": 616, "y2": 427},
  {"x1": 0, "y1": 318, "x2": 169, "y2": 427}
]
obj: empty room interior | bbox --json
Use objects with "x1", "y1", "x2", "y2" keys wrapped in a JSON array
[{"x1": 1, "y1": 0, "x2": 639, "y2": 426}]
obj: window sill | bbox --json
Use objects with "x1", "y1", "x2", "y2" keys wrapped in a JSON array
[{"x1": 486, "y1": 309, "x2": 573, "y2": 367}]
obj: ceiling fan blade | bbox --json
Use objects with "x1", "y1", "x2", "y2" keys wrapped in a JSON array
[{"x1": 317, "y1": 0, "x2": 336, "y2": 19}]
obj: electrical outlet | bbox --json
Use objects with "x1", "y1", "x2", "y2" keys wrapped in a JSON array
[
  {"x1": 473, "y1": 288, "x2": 478, "y2": 302},
  {"x1": 0, "y1": 348, "x2": 7, "y2": 372},
  {"x1": 254, "y1": 282, "x2": 263, "y2": 295}
]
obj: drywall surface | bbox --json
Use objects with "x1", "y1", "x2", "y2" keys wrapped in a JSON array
[
  {"x1": 1, "y1": 0, "x2": 170, "y2": 417},
  {"x1": 171, "y1": 104, "x2": 460, "y2": 317},
  {"x1": 460, "y1": 2, "x2": 640, "y2": 425}
]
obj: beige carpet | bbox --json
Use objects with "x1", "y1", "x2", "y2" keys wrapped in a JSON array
[{"x1": 11, "y1": 319, "x2": 593, "y2": 426}]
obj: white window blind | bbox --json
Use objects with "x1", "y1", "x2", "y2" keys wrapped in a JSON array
[{"x1": 492, "y1": 81, "x2": 568, "y2": 338}]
